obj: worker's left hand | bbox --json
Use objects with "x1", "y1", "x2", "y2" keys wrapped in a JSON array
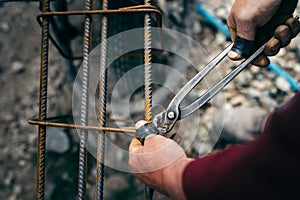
[
  {"x1": 227, "y1": 0, "x2": 300, "y2": 67},
  {"x1": 129, "y1": 134, "x2": 192, "y2": 199}
]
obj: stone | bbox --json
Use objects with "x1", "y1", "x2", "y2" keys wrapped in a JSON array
[
  {"x1": 293, "y1": 63, "x2": 300, "y2": 73},
  {"x1": 215, "y1": 33, "x2": 227, "y2": 46},
  {"x1": 229, "y1": 95, "x2": 247, "y2": 106},
  {"x1": 247, "y1": 88, "x2": 261, "y2": 99},
  {"x1": 46, "y1": 127, "x2": 70, "y2": 154},
  {"x1": 235, "y1": 70, "x2": 252, "y2": 86},
  {"x1": 11, "y1": 61, "x2": 25, "y2": 74},
  {"x1": 0, "y1": 22, "x2": 9, "y2": 32},
  {"x1": 103, "y1": 175, "x2": 130, "y2": 199},
  {"x1": 257, "y1": 80, "x2": 273, "y2": 90},
  {"x1": 275, "y1": 77, "x2": 291, "y2": 92},
  {"x1": 192, "y1": 20, "x2": 202, "y2": 34}
]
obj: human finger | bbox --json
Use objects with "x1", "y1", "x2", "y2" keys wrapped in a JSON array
[
  {"x1": 227, "y1": 12, "x2": 253, "y2": 60},
  {"x1": 129, "y1": 137, "x2": 143, "y2": 153},
  {"x1": 251, "y1": 54, "x2": 270, "y2": 67},
  {"x1": 227, "y1": 15, "x2": 237, "y2": 42},
  {"x1": 228, "y1": 36, "x2": 254, "y2": 60},
  {"x1": 274, "y1": 24, "x2": 292, "y2": 47},
  {"x1": 285, "y1": 16, "x2": 300, "y2": 37},
  {"x1": 264, "y1": 38, "x2": 280, "y2": 56}
]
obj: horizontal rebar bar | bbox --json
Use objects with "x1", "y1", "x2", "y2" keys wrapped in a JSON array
[
  {"x1": 28, "y1": 120, "x2": 136, "y2": 133},
  {"x1": 0, "y1": 0, "x2": 39, "y2": 2},
  {"x1": 35, "y1": 6, "x2": 161, "y2": 60}
]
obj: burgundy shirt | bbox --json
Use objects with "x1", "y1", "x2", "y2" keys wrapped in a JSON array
[{"x1": 183, "y1": 93, "x2": 300, "y2": 200}]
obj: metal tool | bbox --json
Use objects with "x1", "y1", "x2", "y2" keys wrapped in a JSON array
[{"x1": 143, "y1": 42, "x2": 266, "y2": 137}]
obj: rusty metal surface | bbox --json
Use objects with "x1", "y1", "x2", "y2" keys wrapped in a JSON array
[
  {"x1": 0, "y1": 0, "x2": 39, "y2": 2},
  {"x1": 28, "y1": 119, "x2": 136, "y2": 133},
  {"x1": 36, "y1": 0, "x2": 50, "y2": 199},
  {"x1": 143, "y1": 0, "x2": 154, "y2": 199},
  {"x1": 35, "y1": 5, "x2": 161, "y2": 60},
  {"x1": 31, "y1": 1, "x2": 162, "y2": 199},
  {"x1": 77, "y1": 0, "x2": 93, "y2": 199},
  {"x1": 95, "y1": 0, "x2": 108, "y2": 199}
]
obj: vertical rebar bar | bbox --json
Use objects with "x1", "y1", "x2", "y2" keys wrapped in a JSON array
[
  {"x1": 78, "y1": 0, "x2": 93, "y2": 199},
  {"x1": 144, "y1": 0, "x2": 152, "y2": 123},
  {"x1": 37, "y1": 0, "x2": 50, "y2": 199},
  {"x1": 95, "y1": 0, "x2": 108, "y2": 199},
  {"x1": 144, "y1": 0, "x2": 154, "y2": 199}
]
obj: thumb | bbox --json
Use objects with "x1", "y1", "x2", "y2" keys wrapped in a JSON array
[
  {"x1": 227, "y1": 18, "x2": 255, "y2": 60},
  {"x1": 228, "y1": 36, "x2": 254, "y2": 60},
  {"x1": 129, "y1": 137, "x2": 142, "y2": 153}
]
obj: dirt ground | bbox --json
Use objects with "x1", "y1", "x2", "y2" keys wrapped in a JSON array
[
  {"x1": 0, "y1": 1, "x2": 299, "y2": 200},
  {"x1": 0, "y1": 2, "x2": 41, "y2": 199}
]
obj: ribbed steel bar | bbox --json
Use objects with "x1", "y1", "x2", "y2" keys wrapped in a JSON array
[
  {"x1": 144, "y1": 0, "x2": 152, "y2": 123},
  {"x1": 77, "y1": 0, "x2": 93, "y2": 199},
  {"x1": 28, "y1": 119, "x2": 136, "y2": 133},
  {"x1": 37, "y1": 0, "x2": 50, "y2": 199},
  {"x1": 95, "y1": 0, "x2": 108, "y2": 199},
  {"x1": 35, "y1": 6, "x2": 161, "y2": 60},
  {"x1": 144, "y1": 0, "x2": 154, "y2": 199},
  {"x1": 0, "y1": 0, "x2": 39, "y2": 2}
]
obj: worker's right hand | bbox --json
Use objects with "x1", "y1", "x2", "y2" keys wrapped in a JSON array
[
  {"x1": 227, "y1": 0, "x2": 300, "y2": 67},
  {"x1": 129, "y1": 134, "x2": 192, "y2": 200}
]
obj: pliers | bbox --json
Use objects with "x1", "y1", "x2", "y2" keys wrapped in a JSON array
[{"x1": 136, "y1": 41, "x2": 266, "y2": 141}]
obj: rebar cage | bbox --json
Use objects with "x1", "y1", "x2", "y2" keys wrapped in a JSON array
[{"x1": 5, "y1": 0, "x2": 162, "y2": 199}]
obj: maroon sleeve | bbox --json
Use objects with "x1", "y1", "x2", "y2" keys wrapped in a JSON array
[{"x1": 183, "y1": 93, "x2": 300, "y2": 200}]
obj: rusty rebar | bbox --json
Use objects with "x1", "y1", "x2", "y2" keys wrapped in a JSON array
[
  {"x1": 37, "y1": 0, "x2": 50, "y2": 200},
  {"x1": 95, "y1": 0, "x2": 108, "y2": 199},
  {"x1": 144, "y1": 0, "x2": 154, "y2": 199},
  {"x1": 31, "y1": 2, "x2": 162, "y2": 199},
  {"x1": 77, "y1": 0, "x2": 93, "y2": 199},
  {"x1": 35, "y1": 6, "x2": 161, "y2": 60},
  {"x1": 28, "y1": 119, "x2": 136, "y2": 133}
]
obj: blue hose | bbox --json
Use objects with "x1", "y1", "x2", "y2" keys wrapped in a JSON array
[{"x1": 196, "y1": 3, "x2": 300, "y2": 92}]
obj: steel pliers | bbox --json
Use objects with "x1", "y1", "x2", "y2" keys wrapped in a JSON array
[{"x1": 136, "y1": 42, "x2": 266, "y2": 141}]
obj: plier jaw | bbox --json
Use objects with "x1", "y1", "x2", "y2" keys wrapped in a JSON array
[
  {"x1": 135, "y1": 110, "x2": 179, "y2": 143},
  {"x1": 152, "y1": 111, "x2": 169, "y2": 136},
  {"x1": 152, "y1": 108, "x2": 180, "y2": 136}
]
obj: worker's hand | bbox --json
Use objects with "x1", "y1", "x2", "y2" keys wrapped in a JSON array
[
  {"x1": 129, "y1": 134, "x2": 192, "y2": 199},
  {"x1": 227, "y1": 0, "x2": 300, "y2": 67}
]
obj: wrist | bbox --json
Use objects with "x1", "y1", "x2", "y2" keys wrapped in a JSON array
[{"x1": 162, "y1": 157, "x2": 193, "y2": 200}]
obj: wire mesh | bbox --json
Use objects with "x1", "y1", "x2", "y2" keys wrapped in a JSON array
[{"x1": 28, "y1": 0, "x2": 162, "y2": 199}]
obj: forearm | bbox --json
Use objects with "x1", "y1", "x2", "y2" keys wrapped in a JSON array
[{"x1": 182, "y1": 93, "x2": 300, "y2": 199}]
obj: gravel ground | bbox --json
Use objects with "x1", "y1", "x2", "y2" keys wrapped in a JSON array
[{"x1": 0, "y1": 0, "x2": 299, "y2": 199}]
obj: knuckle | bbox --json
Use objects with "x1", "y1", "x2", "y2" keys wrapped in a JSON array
[
  {"x1": 274, "y1": 25, "x2": 292, "y2": 47},
  {"x1": 286, "y1": 17, "x2": 300, "y2": 37},
  {"x1": 264, "y1": 38, "x2": 280, "y2": 56}
]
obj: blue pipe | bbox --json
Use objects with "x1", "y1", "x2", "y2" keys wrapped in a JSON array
[
  {"x1": 196, "y1": 3, "x2": 300, "y2": 92},
  {"x1": 196, "y1": 3, "x2": 231, "y2": 39}
]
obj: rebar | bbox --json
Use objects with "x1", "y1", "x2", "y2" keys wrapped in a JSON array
[
  {"x1": 37, "y1": 1, "x2": 50, "y2": 200},
  {"x1": 95, "y1": 0, "x2": 108, "y2": 199},
  {"x1": 28, "y1": 119, "x2": 136, "y2": 133},
  {"x1": 77, "y1": 0, "x2": 93, "y2": 199},
  {"x1": 144, "y1": 0, "x2": 152, "y2": 123},
  {"x1": 35, "y1": 6, "x2": 161, "y2": 60},
  {"x1": 30, "y1": 2, "x2": 161, "y2": 199},
  {"x1": 144, "y1": 0, "x2": 154, "y2": 199},
  {"x1": 0, "y1": 0, "x2": 39, "y2": 2}
]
